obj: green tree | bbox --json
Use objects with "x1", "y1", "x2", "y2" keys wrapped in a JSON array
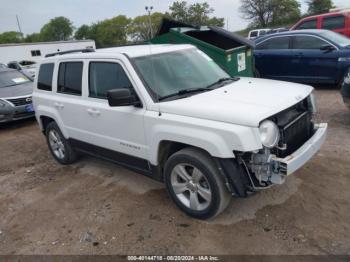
[
  {"x1": 307, "y1": 0, "x2": 334, "y2": 15},
  {"x1": 270, "y1": 0, "x2": 301, "y2": 26},
  {"x1": 128, "y1": 12, "x2": 164, "y2": 41},
  {"x1": 168, "y1": 1, "x2": 189, "y2": 21},
  {"x1": 239, "y1": 0, "x2": 273, "y2": 27},
  {"x1": 168, "y1": 1, "x2": 225, "y2": 27},
  {"x1": 74, "y1": 25, "x2": 91, "y2": 40},
  {"x1": 40, "y1": 16, "x2": 74, "y2": 41},
  {"x1": 239, "y1": 0, "x2": 301, "y2": 28},
  {"x1": 94, "y1": 15, "x2": 131, "y2": 47},
  {"x1": 25, "y1": 33, "x2": 42, "y2": 43},
  {"x1": 0, "y1": 31, "x2": 23, "y2": 44}
]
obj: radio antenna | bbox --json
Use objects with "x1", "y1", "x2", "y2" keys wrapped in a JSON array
[{"x1": 16, "y1": 15, "x2": 23, "y2": 37}]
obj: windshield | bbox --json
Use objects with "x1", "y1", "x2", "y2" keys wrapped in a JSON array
[
  {"x1": 0, "y1": 70, "x2": 31, "y2": 88},
  {"x1": 319, "y1": 30, "x2": 350, "y2": 47},
  {"x1": 133, "y1": 48, "x2": 230, "y2": 100}
]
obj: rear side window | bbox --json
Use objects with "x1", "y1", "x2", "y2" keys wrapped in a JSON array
[
  {"x1": 57, "y1": 62, "x2": 83, "y2": 95},
  {"x1": 293, "y1": 36, "x2": 328, "y2": 49},
  {"x1": 89, "y1": 62, "x2": 133, "y2": 99},
  {"x1": 256, "y1": 37, "x2": 290, "y2": 50},
  {"x1": 296, "y1": 19, "x2": 317, "y2": 30},
  {"x1": 37, "y1": 63, "x2": 54, "y2": 91},
  {"x1": 250, "y1": 31, "x2": 258, "y2": 37},
  {"x1": 322, "y1": 16, "x2": 345, "y2": 30}
]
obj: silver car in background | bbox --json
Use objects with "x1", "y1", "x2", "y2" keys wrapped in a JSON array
[{"x1": 0, "y1": 68, "x2": 34, "y2": 123}]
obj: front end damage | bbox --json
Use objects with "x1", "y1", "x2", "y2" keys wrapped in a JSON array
[
  {"x1": 217, "y1": 95, "x2": 327, "y2": 196},
  {"x1": 248, "y1": 123, "x2": 327, "y2": 186}
]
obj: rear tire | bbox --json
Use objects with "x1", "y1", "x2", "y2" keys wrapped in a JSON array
[
  {"x1": 45, "y1": 122, "x2": 77, "y2": 165},
  {"x1": 164, "y1": 147, "x2": 231, "y2": 219}
]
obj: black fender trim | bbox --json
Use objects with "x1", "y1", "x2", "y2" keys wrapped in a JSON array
[{"x1": 216, "y1": 158, "x2": 250, "y2": 198}]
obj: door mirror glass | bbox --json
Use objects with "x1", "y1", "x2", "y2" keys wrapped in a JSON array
[{"x1": 107, "y1": 89, "x2": 141, "y2": 107}]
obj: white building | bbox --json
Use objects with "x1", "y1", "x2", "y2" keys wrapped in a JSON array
[{"x1": 0, "y1": 40, "x2": 95, "y2": 64}]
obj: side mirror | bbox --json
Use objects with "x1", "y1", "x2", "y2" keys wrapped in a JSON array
[
  {"x1": 107, "y1": 89, "x2": 141, "y2": 107},
  {"x1": 320, "y1": 45, "x2": 335, "y2": 52}
]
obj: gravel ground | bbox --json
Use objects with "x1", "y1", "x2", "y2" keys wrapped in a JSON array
[{"x1": 0, "y1": 89, "x2": 349, "y2": 255}]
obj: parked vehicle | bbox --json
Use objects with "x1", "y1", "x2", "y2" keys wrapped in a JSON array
[
  {"x1": 340, "y1": 68, "x2": 350, "y2": 108},
  {"x1": 254, "y1": 29, "x2": 350, "y2": 86},
  {"x1": 291, "y1": 9, "x2": 350, "y2": 37},
  {"x1": 0, "y1": 68, "x2": 34, "y2": 123},
  {"x1": 33, "y1": 46, "x2": 327, "y2": 219},
  {"x1": 248, "y1": 29, "x2": 271, "y2": 39},
  {"x1": 267, "y1": 28, "x2": 289, "y2": 34},
  {"x1": 8, "y1": 60, "x2": 37, "y2": 80}
]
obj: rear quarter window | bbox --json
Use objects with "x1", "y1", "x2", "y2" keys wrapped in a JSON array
[
  {"x1": 57, "y1": 62, "x2": 83, "y2": 95},
  {"x1": 296, "y1": 19, "x2": 317, "y2": 30},
  {"x1": 37, "y1": 63, "x2": 54, "y2": 91},
  {"x1": 256, "y1": 37, "x2": 290, "y2": 50},
  {"x1": 250, "y1": 31, "x2": 258, "y2": 37},
  {"x1": 322, "y1": 16, "x2": 346, "y2": 30}
]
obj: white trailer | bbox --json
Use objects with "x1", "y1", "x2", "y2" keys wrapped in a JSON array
[{"x1": 0, "y1": 40, "x2": 95, "y2": 64}]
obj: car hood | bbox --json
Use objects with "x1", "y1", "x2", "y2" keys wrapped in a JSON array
[
  {"x1": 0, "y1": 82, "x2": 33, "y2": 98},
  {"x1": 158, "y1": 77, "x2": 313, "y2": 127},
  {"x1": 0, "y1": 81, "x2": 33, "y2": 98}
]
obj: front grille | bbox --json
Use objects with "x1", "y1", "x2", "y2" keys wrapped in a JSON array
[
  {"x1": 6, "y1": 96, "x2": 32, "y2": 106},
  {"x1": 278, "y1": 112, "x2": 313, "y2": 157},
  {"x1": 271, "y1": 98, "x2": 314, "y2": 158}
]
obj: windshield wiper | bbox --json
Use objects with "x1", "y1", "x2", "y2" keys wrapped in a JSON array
[
  {"x1": 158, "y1": 77, "x2": 239, "y2": 102},
  {"x1": 158, "y1": 87, "x2": 213, "y2": 101},
  {"x1": 205, "y1": 77, "x2": 239, "y2": 89}
]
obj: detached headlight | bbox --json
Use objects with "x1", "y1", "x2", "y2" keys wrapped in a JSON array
[{"x1": 259, "y1": 120, "x2": 280, "y2": 148}]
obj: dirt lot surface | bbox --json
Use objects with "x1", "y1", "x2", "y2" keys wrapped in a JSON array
[{"x1": 0, "y1": 89, "x2": 349, "y2": 255}]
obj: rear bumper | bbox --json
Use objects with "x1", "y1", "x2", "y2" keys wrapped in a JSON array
[{"x1": 272, "y1": 123, "x2": 327, "y2": 176}]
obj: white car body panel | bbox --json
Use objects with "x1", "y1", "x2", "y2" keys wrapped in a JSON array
[
  {"x1": 32, "y1": 45, "x2": 326, "y2": 184},
  {"x1": 158, "y1": 77, "x2": 313, "y2": 127}
]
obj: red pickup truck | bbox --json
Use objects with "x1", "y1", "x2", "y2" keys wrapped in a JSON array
[{"x1": 291, "y1": 9, "x2": 350, "y2": 37}]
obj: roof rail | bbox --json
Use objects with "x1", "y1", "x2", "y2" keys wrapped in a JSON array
[{"x1": 45, "y1": 48, "x2": 95, "y2": 58}]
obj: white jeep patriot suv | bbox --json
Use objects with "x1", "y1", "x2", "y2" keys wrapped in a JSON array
[{"x1": 33, "y1": 45, "x2": 327, "y2": 219}]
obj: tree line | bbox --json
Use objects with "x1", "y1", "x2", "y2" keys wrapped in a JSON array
[
  {"x1": 0, "y1": 0, "x2": 335, "y2": 46},
  {"x1": 240, "y1": 0, "x2": 334, "y2": 28},
  {"x1": 0, "y1": 1, "x2": 224, "y2": 47}
]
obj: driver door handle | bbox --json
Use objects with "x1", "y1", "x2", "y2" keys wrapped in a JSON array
[
  {"x1": 87, "y1": 108, "x2": 101, "y2": 116},
  {"x1": 54, "y1": 102, "x2": 64, "y2": 109}
]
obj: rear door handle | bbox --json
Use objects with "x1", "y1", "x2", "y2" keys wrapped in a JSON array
[
  {"x1": 294, "y1": 53, "x2": 304, "y2": 58},
  {"x1": 54, "y1": 102, "x2": 64, "y2": 109},
  {"x1": 87, "y1": 108, "x2": 101, "y2": 116}
]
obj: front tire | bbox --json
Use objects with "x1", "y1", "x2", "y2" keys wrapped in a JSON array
[
  {"x1": 164, "y1": 148, "x2": 231, "y2": 219},
  {"x1": 45, "y1": 122, "x2": 77, "y2": 165}
]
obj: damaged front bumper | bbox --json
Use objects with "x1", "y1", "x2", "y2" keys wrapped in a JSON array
[{"x1": 251, "y1": 123, "x2": 327, "y2": 186}]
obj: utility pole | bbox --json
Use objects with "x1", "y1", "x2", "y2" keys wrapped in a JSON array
[
  {"x1": 16, "y1": 15, "x2": 23, "y2": 37},
  {"x1": 145, "y1": 6, "x2": 153, "y2": 40}
]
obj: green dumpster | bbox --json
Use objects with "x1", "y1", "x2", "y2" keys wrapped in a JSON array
[{"x1": 151, "y1": 19, "x2": 255, "y2": 77}]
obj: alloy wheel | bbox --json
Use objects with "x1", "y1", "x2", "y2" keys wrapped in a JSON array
[{"x1": 170, "y1": 163, "x2": 212, "y2": 211}]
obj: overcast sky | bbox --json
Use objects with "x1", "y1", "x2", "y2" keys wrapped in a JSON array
[{"x1": 0, "y1": 0, "x2": 349, "y2": 35}]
